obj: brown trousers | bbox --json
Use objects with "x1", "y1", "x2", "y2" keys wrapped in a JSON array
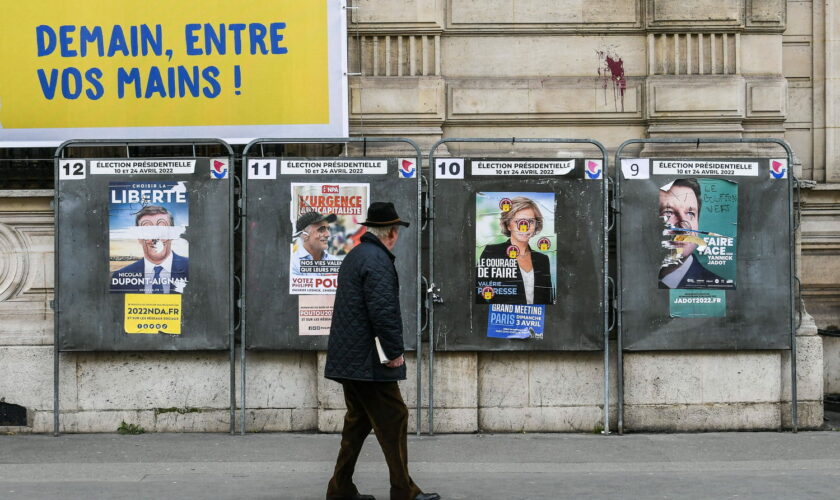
[{"x1": 327, "y1": 380, "x2": 421, "y2": 500}]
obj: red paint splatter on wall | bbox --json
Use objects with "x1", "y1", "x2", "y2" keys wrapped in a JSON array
[{"x1": 596, "y1": 49, "x2": 627, "y2": 112}]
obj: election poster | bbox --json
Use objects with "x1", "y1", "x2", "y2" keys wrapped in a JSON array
[
  {"x1": 668, "y1": 290, "x2": 726, "y2": 319},
  {"x1": 108, "y1": 181, "x2": 189, "y2": 294},
  {"x1": 0, "y1": 1, "x2": 347, "y2": 145},
  {"x1": 289, "y1": 182, "x2": 368, "y2": 295},
  {"x1": 124, "y1": 293, "x2": 183, "y2": 334},
  {"x1": 487, "y1": 304, "x2": 545, "y2": 339},
  {"x1": 475, "y1": 192, "x2": 557, "y2": 306},
  {"x1": 658, "y1": 178, "x2": 738, "y2": 291},
  {"x1": 298, "y1": 295, "x2": 335, "y2": 336}
]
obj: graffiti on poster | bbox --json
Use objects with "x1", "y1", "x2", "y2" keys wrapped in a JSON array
[
  {"x1": 658, "y1": 178, "x2": 737, "y2": 290},
  {"x1": 109, "y1": 181, "x2": 189, "y2": 294},
  {"x1": 487, "y1": 304, "x2": 545, "y2": 339},
  {"x1": 475, "y1": 192, "x2": 557, "y2": 305},
  {"x1": 289, "y1": 182, "x2": 369, "y2": 295}
]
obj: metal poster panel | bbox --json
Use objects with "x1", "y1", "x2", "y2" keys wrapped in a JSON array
[
  {"x1": 56, "y1": 156, "x2": 233, "y2": 350},
  {"x1": 244, "y1": 157, "x2": 420, "y2": 350},
  {"x1": 618, "y1": 157, "x2": 792, "y2": 350},
  {"x1": 432, "y1": 157, "x2": 605, "y2": 351},
  {"x1": 0, "y1": 0, "x2": 348, "y2": 146}
]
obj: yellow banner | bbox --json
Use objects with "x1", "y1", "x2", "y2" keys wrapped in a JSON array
[
  {"x1": 124, "y1": 293, "x2": 182, "y2": 334},
  {"x1": 0, "y1": 1, "x2": 343, "y2": 143}
]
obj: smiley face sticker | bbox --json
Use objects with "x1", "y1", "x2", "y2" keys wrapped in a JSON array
[
  {"x1": 538, "y1": 237, "x2": 551, "y2": 251},
  {"x1": 481, "y1": 286, "x2": 495, "y2": 300},
  {"x1": 506, "y1": 245, "x2": 519, "y2": 259},
  {"x1": 499, "y1": 198, "x2": 512, "y2": 212},
  {"x1": 516, "y1": 219, "x2": 530, "y2": 233}
]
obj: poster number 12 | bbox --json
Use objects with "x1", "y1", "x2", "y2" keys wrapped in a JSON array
[
  {"x1": 59, "y1": 160, "x2": 86, "y2": 180},
  {"x1": 436, "y1": 158, "x2": 464, "y2": 179},
  {"x1": 248, "y1": 159, "x2": 277, "y2": 179}
]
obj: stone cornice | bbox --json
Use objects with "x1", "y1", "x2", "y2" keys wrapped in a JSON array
[
  {"x1": 0, "y1": 190, "x2": 53, "y2": 198},
  {"x1": 348, "y1": 28, "x2": 785, "y2": 36}
]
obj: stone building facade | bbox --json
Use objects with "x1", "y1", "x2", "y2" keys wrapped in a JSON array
[{"x1": 0, "y1": 0, "x2": 837, "y2": 432}]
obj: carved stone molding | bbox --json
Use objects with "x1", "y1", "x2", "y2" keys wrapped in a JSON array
[
  {"x1": 349, "y1": 34, "x2": 441, "y2": 77},
  {"x1": 0, "y1": 211, "x2": 54, "y2": 344},
  {"x1": 647, "y1": 0, "x2": 786, "y2": 32},
  {"x1": 799, "y1": 188, "x2": 840, "y2": 328},
  {"x1": 649, "y1": 32, "x2": 739, "y2": 76},
  {"x1": 646, "y1": 75, "x2": 745, "y2": 119},
  {"x1": 746, "y1": 0, "x2": 786, "y2": 31},
  {"x1": 647, "y1": 0, "x2": 744, "y2": 30},
  {"x1": 349, "y1": 0, "x2": 444, "y2": 31},
  {"x1": 446, "y1": 77, "x2": 643, "y2": 125},
  {"x1": 447, "y1": 0, "x2": 641, "y2": 32},
  {"x1": 349, "y1": 76, "x2": 446, "y2": 125},
  {"x1": 0, "y1": 221, "x2": 30, "y2": 302},
  {"x1": 745, "y1": 77, "x2": 787, "y2": 119}
]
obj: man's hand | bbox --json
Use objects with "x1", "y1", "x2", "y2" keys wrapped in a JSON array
[{"x1": 385, "y1": 355, "x2": 404, "y2": 368}]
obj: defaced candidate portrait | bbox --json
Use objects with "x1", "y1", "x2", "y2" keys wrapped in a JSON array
[
  {"x1": 476, "y1": 195, "x2": 555, "y2": 305},
  {"x1": 110, "y1": 205, "x2": 189, "y2": 294},
  {"x1": 658, "y1": 178, "x2": 727, "y2": 289}
]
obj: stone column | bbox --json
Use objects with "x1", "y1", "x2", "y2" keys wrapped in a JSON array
[{"x1": 826, "y1": 1, "x2": 840, "y2": 181}]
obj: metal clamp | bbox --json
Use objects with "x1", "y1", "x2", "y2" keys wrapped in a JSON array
[
  {"x1": 607, "y1": 176, "x2": 617, "y2": 232},
  {"x1": 428, "y1": 282, "x2": 443, "y2": 304},
  {"x1": 607, "y1": 276, "x2": 617, "y2": 332},
  {"x1": 421, "y1": 175, "x2": 431, "y2": 231},
  {"x1": 793, "y1": 175, "x2": 802, "y2": 231},
  {"x1": 420, "y1": 276, "x2": 430, "y2": 332}
]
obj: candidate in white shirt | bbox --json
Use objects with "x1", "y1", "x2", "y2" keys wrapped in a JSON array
[{"x1": 290, "y1": 211, "x2": 340, "y2": 277}]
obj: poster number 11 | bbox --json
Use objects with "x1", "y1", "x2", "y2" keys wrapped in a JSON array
[
  {"x1": 248, "y1": 159, "x2": 277, "y2": 179},
  {"x1": 436, "y1": 158, "x2": 464, "y2": 179}
]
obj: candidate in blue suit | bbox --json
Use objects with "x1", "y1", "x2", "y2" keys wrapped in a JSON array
[{"x1": 110, "y1": 205, "x2": 188, "y2": 294}]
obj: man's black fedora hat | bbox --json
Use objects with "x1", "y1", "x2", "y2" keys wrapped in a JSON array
[{"x1": 360, "y1": 202, "x2": 410, "y2": 227}]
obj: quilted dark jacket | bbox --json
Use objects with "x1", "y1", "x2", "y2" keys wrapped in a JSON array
[{"x1": 325, "y1": 232, "x2": 406, "y2": 382}]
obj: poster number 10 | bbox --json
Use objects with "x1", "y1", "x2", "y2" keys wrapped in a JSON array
[
  {"x1": 59, "y1": 160, "x2": 86, "y2": 180},
  {"x1": 248, "y1": 159, "x2": 277, "y2": 179},
  {"x1": 435, "y1": 158, "x2": 464, "y2": 179}
]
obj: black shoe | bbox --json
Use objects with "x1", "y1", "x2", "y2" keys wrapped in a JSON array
[
  {"x1": 327, "y1": 495, "x2": 375, "y2": 500},
  {"x1": 414, "y1": 494, "x2": 441, "y2": 500}
]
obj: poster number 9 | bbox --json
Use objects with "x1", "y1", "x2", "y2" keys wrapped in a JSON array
[
  {"x1": 248, "y1": 159, "x2": 277, "y2": 179},
  {"x1": 435, "y1": 158, "x2": 464, "y2": 179},
  {"x1": 620, "y1": 158, "x2": 649, "y2": 180},
  {"x1": 59, "y1": 160, "x2": 86, "y2": 180}
]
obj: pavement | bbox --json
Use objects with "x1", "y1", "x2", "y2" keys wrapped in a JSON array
[{"x1": 3, "y1": 425, "x2": 840, "y2": 500}]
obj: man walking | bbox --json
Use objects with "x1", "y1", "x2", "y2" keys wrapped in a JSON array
[{"x1": 325, "y1": 202, "x2": 439, "y2": 500}]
